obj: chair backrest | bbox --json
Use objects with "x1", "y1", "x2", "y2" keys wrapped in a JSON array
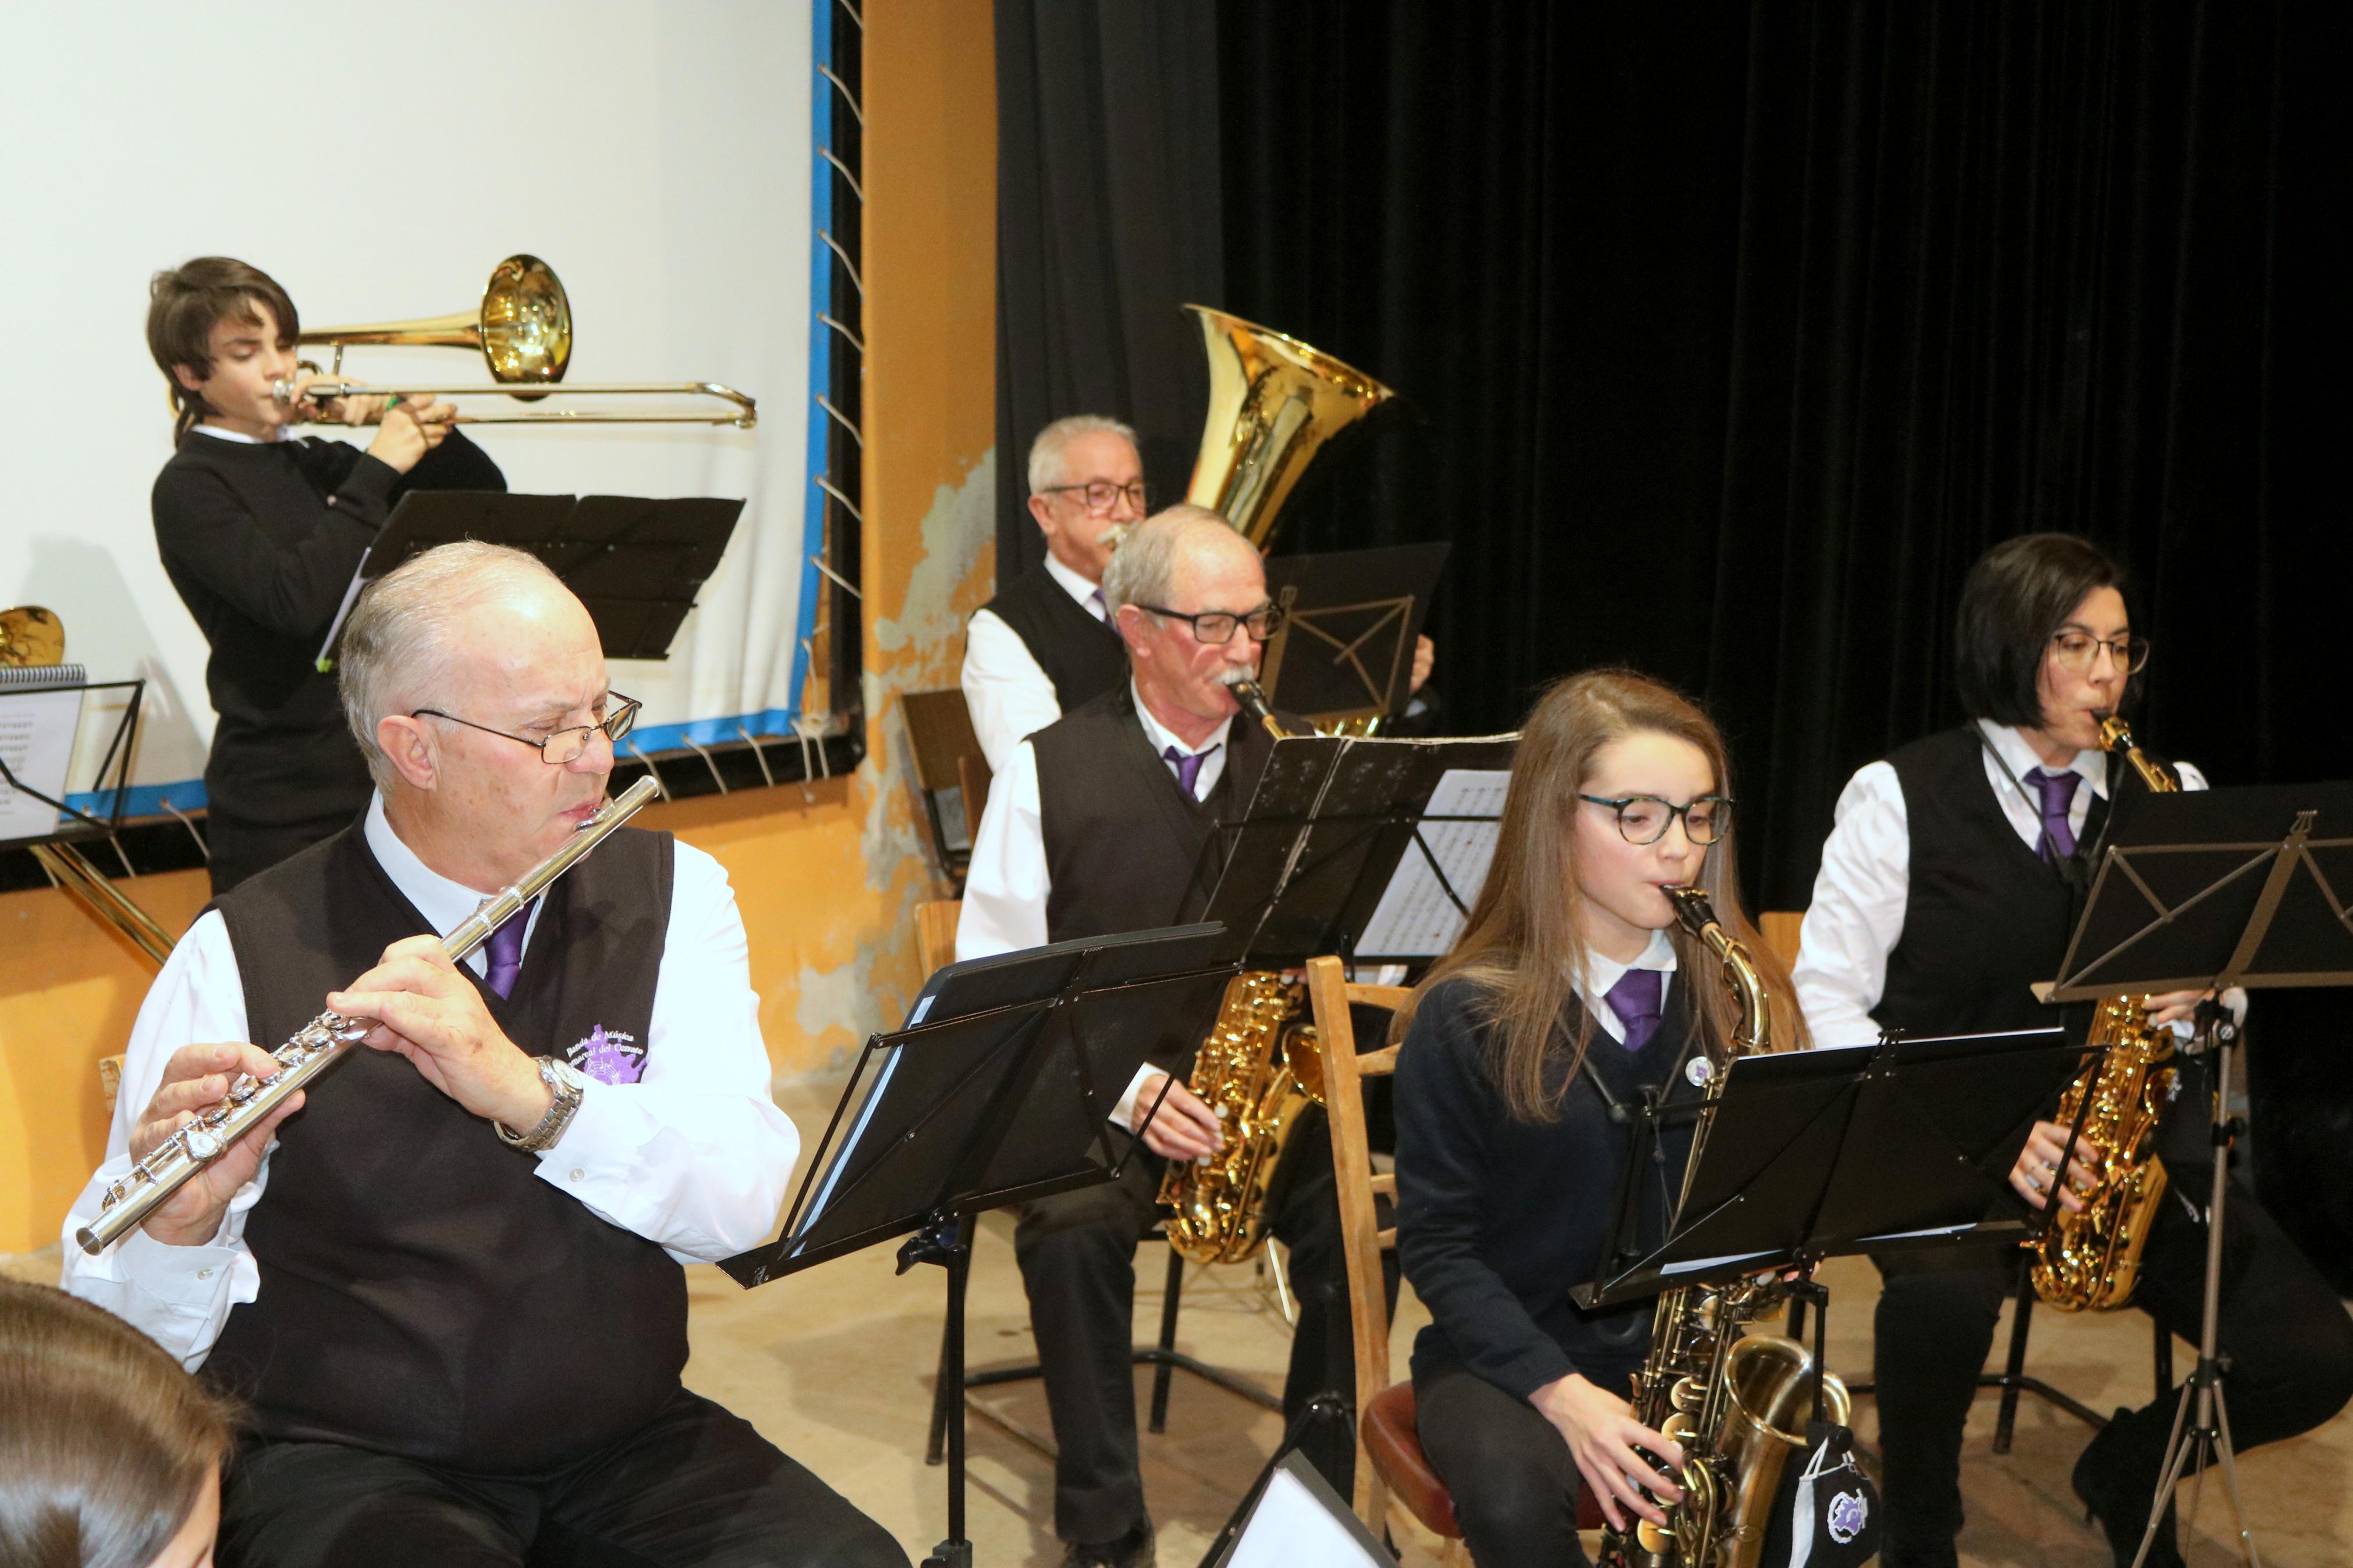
[
  {"x1": 900, "y1": 689, "x2": 992, "y2": 881},
  {"x1": 915, "y1": 898, "x2": 963, "y2": 980},
  {"x1": 1759, "y1": 909, "x2": 1805, "y2": 968},
  {"x1": 1304, "y1": 954, "x2": 1415, "y2": 1531}
]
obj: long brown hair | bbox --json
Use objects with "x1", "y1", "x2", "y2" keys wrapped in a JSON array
[
  {"x1": 1393, "y1": 667, "x2": 1806, "y2": 1122},
  {"x1": 0, "y1": 1279, "x2": 236, "y2": 1568}
]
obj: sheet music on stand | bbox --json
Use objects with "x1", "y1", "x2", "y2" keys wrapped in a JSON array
[
  {"x1": 0, "y1": 666, "x2": 145, "y2": 848},
  {"x1": 1198, "y1": 732, "x2": 1515, "y2": 968},
  {"x1": 1357, "y1": 767, "x2": 1510, "y2": 957}
]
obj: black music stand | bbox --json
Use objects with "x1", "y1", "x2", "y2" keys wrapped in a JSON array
[
  {"x1": 1573, "y1": 1026, "x2": 2091, "y2": 1314},
  {"x1": 2047, "y1": 781, "x2": 2353, "y2": 1568},
  {"x1": 1258, "y1": 543, "x2": 1449, "y2": 727},
  {"x1": 718, "y1": 925, "x2": 1237, "y2": 1568},
  {"x1": 314, "y1": 491, "x2": 746, "y2": 665},
  {"x1": 1195, "y1": 730, "x2": 1516, "y2": 970}
]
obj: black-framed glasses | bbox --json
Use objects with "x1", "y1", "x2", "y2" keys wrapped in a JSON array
[
  {"x1": 1039, "y1": 479, "x2": 1149, "y2": 515},
  {"x1": 1135, "y1": 601, "x2": 1287, "y2": 645},
  {"x1": 1577, "y1": 792, "x2": 1734, "y2": 846},
  {"x1": 411, "y1": 693, "x2": 641, "y2": 765},
  {"x1": 2049, "y1": 630, "x2": 2150, "y2": 676}
]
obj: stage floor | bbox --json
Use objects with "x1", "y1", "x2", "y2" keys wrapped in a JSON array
[{"x1": 13, "y1": 1076, "x2": 2348, "y2": 1566}]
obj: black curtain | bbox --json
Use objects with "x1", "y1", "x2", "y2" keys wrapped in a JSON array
[
  {"x1": 1216, "y1": 0, "x2": 2348, "y2": 910},
  {"x1": 993, "y1": 0, "x2": 1225, "y2": 579}
]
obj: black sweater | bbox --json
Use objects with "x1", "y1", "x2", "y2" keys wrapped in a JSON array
[
  {"x1": 152, "y1": 430, "x2": 503, "y2": 830},
  {"x1": 1395, "y1": 974, "x2": 1699, "y2": 1399}
]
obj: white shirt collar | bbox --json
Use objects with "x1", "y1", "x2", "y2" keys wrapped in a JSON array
[
  {"x1": 1043, "y1": 552, "x2": 1106, "y2": 620},
  {"x1": 190, "y1": 422, "x2": 282, "y2": 445},
  {"x1": 1578, "y1": 925, "x2": 1679, "y2": 1014},
  {"x1": 362, "y1": 792, "x2": 541, "y2": 975},
  {"x1": 1976, "y1": 719, "x2": 2109, "y2": 798},
  {"x1": 1129, "y1": 680, "x2": 1232, "y2": 762}
]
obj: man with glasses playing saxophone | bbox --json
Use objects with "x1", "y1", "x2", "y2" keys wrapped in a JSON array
[
  {"x1": 62, "y1": 542, "x2": 904, "y2": 1568},
  {"x1": 1791, "y1": 533, "x2": 2353, "y2": 1568},
  {"x1": 958, "y1": 506, "x2": 1369, "y2": 1568}
]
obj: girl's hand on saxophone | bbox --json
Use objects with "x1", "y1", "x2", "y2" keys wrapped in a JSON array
[
  {"x1": 1529, "y1": 1371, "x2": 1684, "y2": 1531},
  {"x1": 131, "y1": 1041, "x2": 307, "y2": 1247}
]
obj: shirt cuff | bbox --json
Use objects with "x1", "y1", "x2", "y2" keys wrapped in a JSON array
[
  {"x1": 1108, "y1": 1063, "x2": 1168, "y2": 1133},
  {"x1": 532, "y1": 1076, "x2": 627, "y2": 1181}
]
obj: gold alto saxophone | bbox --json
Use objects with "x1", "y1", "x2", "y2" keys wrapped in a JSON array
[
  {"x1": 1157, "y1": 677, "x2": 1328, "y2": 1265},
  {"x1": 1599, "y1": 887, "x2": 1851, "y2": 1568},
  {"x1": 2027, "y1": 714, "x2": 2181, "y2": 1311},
  {"x1": 77, "y1": 777, "x2": 662, "y2": 1255}
]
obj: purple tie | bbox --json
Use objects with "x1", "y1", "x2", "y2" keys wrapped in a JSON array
[
  {"x1": 2024, "y1": 767, "x2": 2081, "y2": 862},
  {"x1": 1604, "y1": 968, "x2": 1665, "y2": 1052},
  {"x1": 483, "y1": 899, "x2": 536, "y2": 1000},
  {"x1": 1162, "y1": 744, "x2": 1211, "y2": 798},
  {"x1": 1088, "y1": 586, "x2": 1106, "y2": 620}
]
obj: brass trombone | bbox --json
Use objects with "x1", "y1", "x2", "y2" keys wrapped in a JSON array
[{"x1": 272, "y1": 254, "x2": 757, "y2": 429}]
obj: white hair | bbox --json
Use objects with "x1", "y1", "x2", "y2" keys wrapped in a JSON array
[
  {"x1": 336, "y1": 541, "x2": 569, "y2": 789},
  {"x1": 1100, "y1": 504, "x2": 1245, "y2": 617},
  {"x1": 1027, "y1": 414, "x2": 1139, "y2": 497}
]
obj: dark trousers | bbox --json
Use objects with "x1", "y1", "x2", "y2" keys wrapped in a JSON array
[
  {"x1": 217, "y1": 1389, "x2": 907, "y2": 1568},
  {"x1": 1011, "y1": 1114, "x2": 1389, "y2": 1546},
  {"x1": 1871, "y1": 1172, "x2": 2353, "y2": 1567},
  {"x1": 1413, "y1": 1359, "x2": 1624, "y2": 1568}
]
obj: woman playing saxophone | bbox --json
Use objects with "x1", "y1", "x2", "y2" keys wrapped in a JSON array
[{"x1": 1393, "y1": 669, "x2": 1808, "y2": 1567}]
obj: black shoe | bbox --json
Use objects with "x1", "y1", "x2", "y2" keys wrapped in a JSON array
[
  {"x1": 2072, "y1": 1410, "x2": 2185, "y2": 1568},
  {"x1": 1062, "y1": 1519, "x2": 1155, "y2": 1568}
]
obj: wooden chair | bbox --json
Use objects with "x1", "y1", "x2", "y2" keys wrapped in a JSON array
[
  {"x1": 915, "y1": 897, "x2": 963, "y2": 980},
  {"x1": 1310, "y1": 957, "x2": 1607, "y2": 1559},
  {"x1": 899, "y1": 688, "x2": 991, "y2": 888}
]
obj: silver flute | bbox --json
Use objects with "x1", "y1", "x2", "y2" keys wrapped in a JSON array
[{"x1": 77, "y1": 777, "x2": 662, "y2": 1256}]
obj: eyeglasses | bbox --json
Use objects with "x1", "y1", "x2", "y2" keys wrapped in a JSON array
[
  {"x1": 2049, "y1": 631, "x2": 2150, "y2": 675},
  {"x1": 1578, "y1": 793, "x2": 1734, "y2": 847},
  {"x1": 411, "y1": 694, "x2": 641, "y2": 765},
  {"x1": 1135, "y1": 601, "x2": 1288, "y2": 646},
  {"x1": 1039, "y1": 479, "x2": 1149, "y2": 516}
]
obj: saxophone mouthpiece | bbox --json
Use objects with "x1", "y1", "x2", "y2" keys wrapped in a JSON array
[
  {"x1": 1660, "y1": 884, "x2": 1720, "y2": 938},
  {"x1": 1222, "y1": 674, "x2": 1293, "y2": 739}
]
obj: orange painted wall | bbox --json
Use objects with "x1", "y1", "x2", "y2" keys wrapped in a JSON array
[{"x1": 0, "y1": 3, "x2": 997, "y2": 1256}]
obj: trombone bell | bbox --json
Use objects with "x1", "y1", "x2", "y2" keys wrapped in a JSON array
[
  {"x1": 299, "y1": 253, "x2": 570, "y2": 384},
  {"x1": 1184, "y1": 305, "x2": 1396, "y2": 549}
]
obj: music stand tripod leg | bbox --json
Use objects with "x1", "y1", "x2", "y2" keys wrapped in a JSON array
[
  {"x1": 901, "y1": 1213, "x2": 975, "y2": 1568},
  {"x1": 2131, "y1": 1005, "x2": 2262, "y2": 1568}
]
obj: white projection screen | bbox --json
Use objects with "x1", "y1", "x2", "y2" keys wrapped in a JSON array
[{"x1": 0, "y1": 3, "x2": 819, "y2": 816}]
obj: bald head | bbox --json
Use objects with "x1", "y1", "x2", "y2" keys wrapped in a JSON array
[
  {"x1": 1100, "y1": 504, "x2": 1253, "y2": 618},
  {"x1": 338, "y1": 542, "x2": 587, "y2": 790}
]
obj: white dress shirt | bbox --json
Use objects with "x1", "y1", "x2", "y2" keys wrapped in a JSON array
[
  {"x1": 1580, "y1": 927, "x2": 1680, "y2": 1043},
  {"x1": 956, "y1": 684, "x2": 1233, "y2": 1124},
  {"x1": 61, "y1": 792, "x2": 800, "y2": 1370},
  {"x1": 961, "y1": 552, "x2": 1106, "y2": 773},
  {"x1": 1792, "y1": 720, "x2": 2210, "y2": 1048}
]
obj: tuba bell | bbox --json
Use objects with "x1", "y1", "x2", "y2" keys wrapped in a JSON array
[{"x1": 1182, "y1": 305, "x2": 1395, "y2": 550}]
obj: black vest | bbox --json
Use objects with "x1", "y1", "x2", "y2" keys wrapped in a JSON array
[
  {"x1": 203, "y1": 820, "x2": 684, "y2": 1475},
  {"x1": 1874, "y1": 726, "x2": 2113, "y2": 1039},
  {"x1": 1030, "y1": 685, "x2": 1280, "y2": 945},
  {"x1": 981, "y1": 562, "x2": 1127, "y2": 710}
]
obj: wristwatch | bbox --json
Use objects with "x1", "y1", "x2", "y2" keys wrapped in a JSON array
[{"x1": 496, "y1": 1058, "x2": 588, "y2": 1152}]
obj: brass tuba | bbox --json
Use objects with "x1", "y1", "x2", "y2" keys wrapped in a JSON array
[
  {"x1": 2027, "y1": 715, "x2": 2181, "y2": 1311},
  {"x1": 1599, "y1": 887, "x2": 1852, "y2": 1568},
  {"x1": 1181, "y1": 306, "x2": 1395, "y2": 550},
  {"x1": 1153, "y1": 312, "x2": 1394, "y2": 1267}
]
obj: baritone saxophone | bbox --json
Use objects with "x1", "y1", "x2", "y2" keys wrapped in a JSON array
[{"x1": 2027, "y1": 714, "x2": 2181, "y2": 1311}]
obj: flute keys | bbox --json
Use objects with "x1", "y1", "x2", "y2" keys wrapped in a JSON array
[{"x1": 184, "y1": 1127, "x2": 224, "y2": 1161}]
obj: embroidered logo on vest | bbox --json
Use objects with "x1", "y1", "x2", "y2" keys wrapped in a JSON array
[
  {"x1": 1827, "y1": 1488, "x2": 1868, "y2": 1544},
  {"x1": 569, "y1": 1025, "x2": 645, "y2": 1085}
]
